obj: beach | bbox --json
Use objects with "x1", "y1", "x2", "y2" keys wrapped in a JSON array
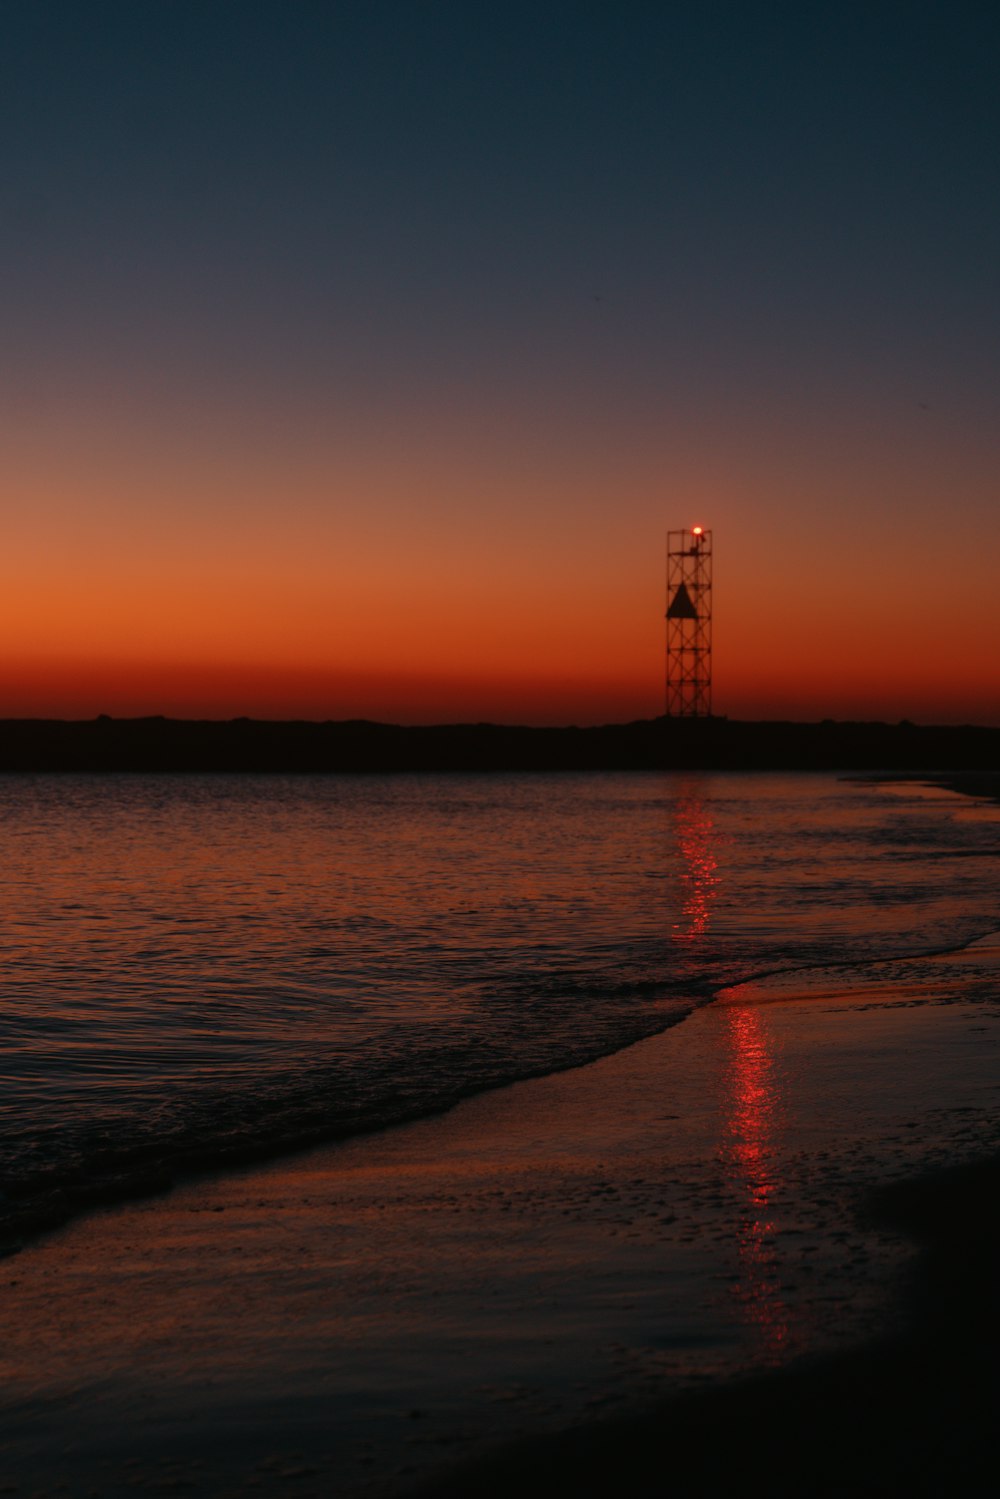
[
  {"x1": 6, "y1": 0, "x2": 999, "y2": 1485},
  {"x1": 2, "y1": 932, "x2": 998, "y2": 1496},
  {"x1": 425, "y1": 1154, "x2": 1000, "y2": 1498},
  {"x1": 4, "y1": 0, "x2": 997, "y2": 1484}
]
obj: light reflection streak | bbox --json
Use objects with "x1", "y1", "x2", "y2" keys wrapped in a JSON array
[
  {"x1": 669, "y1": 778, "x2": 718, "y2": 945},
  {"x1": 667, "y1": 778, "x2": 789, "y2": 1349},
  {"x1": 721, "y1": 1000, "x2": 790, "y2": 1353}
]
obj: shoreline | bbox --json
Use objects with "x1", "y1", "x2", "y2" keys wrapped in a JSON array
[
  {"x1": 6, "y1": 764, "x2": 997, "y2": 1257},
  {"x1": 2, "y1": 774, "x2": 996, "y2": 1494},
  {"x1": 419, "y1": 940, "x2": 1000, "y2": 1494},
  {"x1": 2, "y1": 945, "x2": 998, "y2": 1496},
  {"x1": 6, "y1": 916, "x2": 997, "y2": 1262}
]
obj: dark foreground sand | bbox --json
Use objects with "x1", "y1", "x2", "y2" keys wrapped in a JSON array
[
  {"x1": 1, "y1": 941, "x2": 999, "y2": 1497},
  {"x1": 420, "y1": 1154, "x2": 1000, "y2": 1498}
]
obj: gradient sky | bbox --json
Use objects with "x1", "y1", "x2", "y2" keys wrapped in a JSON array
[{"x1": 3, "y1": 1, "x2": 998, "y2": 724}]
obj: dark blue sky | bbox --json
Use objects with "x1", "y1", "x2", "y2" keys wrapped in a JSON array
[{"x1": 6, "y1": 2, "x2": 997, "y2": 380}]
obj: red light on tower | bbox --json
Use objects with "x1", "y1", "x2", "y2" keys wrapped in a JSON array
[{"x1": 692, "y1": 526, "x2": 703, "y2": 536}]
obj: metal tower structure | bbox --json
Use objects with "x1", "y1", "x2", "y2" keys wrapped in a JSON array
[{"x1": 665, "y1": 526, "x2": 712, "y2": 717}]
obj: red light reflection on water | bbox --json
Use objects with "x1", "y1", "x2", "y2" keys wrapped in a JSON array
[
  {"x1": 721, "y1": 1000, "x2": 790, "y2": 1353},
  {"x1": 668, "y1": 782, "x2": 788, "y2": 1349},
  {"x1": 669, "y1": 780, "x2": 719, "y2": 944}
]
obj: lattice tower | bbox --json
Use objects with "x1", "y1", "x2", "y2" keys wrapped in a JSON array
[{"x1": 665, "y1": 527, "x2": 712, "y2": 717}]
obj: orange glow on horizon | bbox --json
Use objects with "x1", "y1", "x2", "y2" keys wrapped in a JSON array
[
  {"x1": 0, "y1": 645, "x2": 993, "y2": 726},
  {"x1": 2, "y1": 432, "x2": 997, "y2": 725},
  {"x1": 0, "y1": 655, "x2": 659, "y2": 725}
]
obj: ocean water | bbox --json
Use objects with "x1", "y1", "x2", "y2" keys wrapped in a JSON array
[{"x1": 1, "y1": 770, "x2": 997, "y2": 1244}]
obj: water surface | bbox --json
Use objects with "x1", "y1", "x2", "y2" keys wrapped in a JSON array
[{"x1": 1, "y1": 771, "x2": 996, "y2": 1237}]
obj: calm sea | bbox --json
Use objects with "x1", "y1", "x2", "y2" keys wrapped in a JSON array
[{"x1": 2, "y1": 771, "x2": 997, "y2": 1242}]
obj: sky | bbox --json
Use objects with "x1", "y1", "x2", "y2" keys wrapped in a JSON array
[{"x1": 2, "y1": 1, "x2": 998, "y2": 724}]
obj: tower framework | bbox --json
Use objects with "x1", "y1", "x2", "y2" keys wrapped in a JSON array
[{"x1": 665, "y1": 527, "x2": 712, "y2": 717}]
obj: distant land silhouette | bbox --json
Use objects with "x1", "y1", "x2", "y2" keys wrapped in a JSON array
[{"x1": 0, "y1": 715, "x2": 997, "y2": 777}]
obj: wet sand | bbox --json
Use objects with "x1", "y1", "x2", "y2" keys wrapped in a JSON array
[
  {"x1": 1, "y1": 941, "x2": 999, "y2": 1497},
  {"x1": 423, "y1": 1152, "x2": 1000, "y2": 1498}
]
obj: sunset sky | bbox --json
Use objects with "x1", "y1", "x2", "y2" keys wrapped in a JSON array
[{"x1": 3, "y1": 2, "x2": 998, "y2": 724}]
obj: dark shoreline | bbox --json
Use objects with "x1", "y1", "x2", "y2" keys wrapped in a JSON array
[
  {"x1": 416, "y1": 1153, "x2": 1000, "y2": 1498},
  {"x1": 412, "y1": 761, "x2": 1000, "y2": 1497},
  {"x1": 0, "y1": 714, "x2": 997, "y2": 774}
]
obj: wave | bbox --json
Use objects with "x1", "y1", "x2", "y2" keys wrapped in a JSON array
[{"x1": 4, "y1": 923, "x2": 997, "y2": 1258}]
